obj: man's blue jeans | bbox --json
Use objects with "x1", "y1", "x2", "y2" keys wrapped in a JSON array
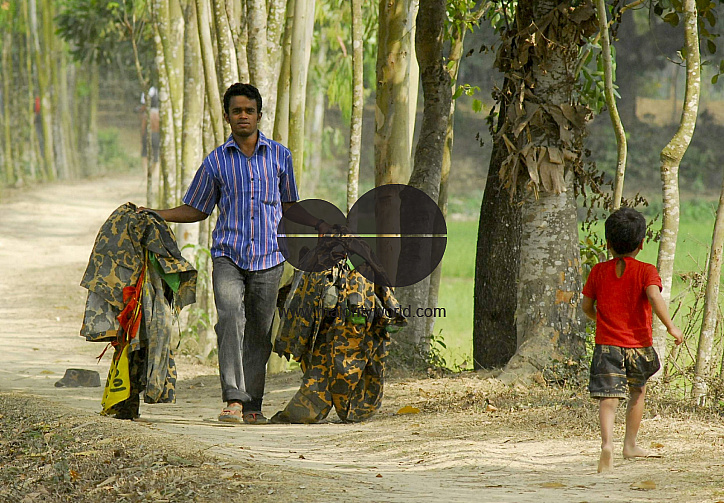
[{"x1": 212, "y1": 257, "x2": 283, "y2": 411}]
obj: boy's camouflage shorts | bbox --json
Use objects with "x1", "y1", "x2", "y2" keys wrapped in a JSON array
[{"x1": 588, "y1": 345, "x2": 660, "y2": 399}]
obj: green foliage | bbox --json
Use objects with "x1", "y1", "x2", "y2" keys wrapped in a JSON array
[
  {"x1": 577, "y1": 41, "x2": 620, "y2": 114},
  {"x1": 652, "y1": 0, "x2": 724, "y2": 84},
  {"x1": 445, "y1": 0, "x2": 484, "y2": 38},
  {"x1": 55, "y1": 0, "x2": 153, "y2": 69},
  {"x1": 482, "y1": 0, "x2": 517, "y2": 33}
]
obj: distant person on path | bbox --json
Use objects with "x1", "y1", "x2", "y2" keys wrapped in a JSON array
[
  {"x1": 140, "y1": 86, "x2": 160, "y2": 191},
  {"x1": 138, "y1": 83, "x2": 330, "y2": 424},
  {"x1": 582, "y1": 207, "x2": 683, "y2": 473}
]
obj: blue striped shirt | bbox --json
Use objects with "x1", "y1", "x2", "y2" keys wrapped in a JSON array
[{"x1": 182, "y1": 132, "x2": 299, "y2": 271}]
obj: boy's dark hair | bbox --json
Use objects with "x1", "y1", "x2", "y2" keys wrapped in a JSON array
[
  {"x1": 605, "y1": 207, "x2": 646, "y2": 255},
  {"x1": 223, "y1": 83, "x2": 262, "y2": 116}
]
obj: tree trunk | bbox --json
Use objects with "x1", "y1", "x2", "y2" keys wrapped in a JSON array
[
  {"x1": 287, "y1": 0, "x2": 315, "y2": 185},
  {"x1": 653, "y1": 0, "x2": 700, "y2": 376},
  {"x1": 375, "y1": 0, "x2": 419, "y2": 186},
  {"x1": 265, "y1": 0, "x2": 287, "y2": 132},
  {"x1": 474, "y1": 0, "x2": 596, "y2": 379},
  {"x1": 58, "y1": 49, "x2": 79, "y2": 179},
  {"x1": 347, "y1": 0, "x2": 363, "y2": 212},
  {"x1": 86, "y1": 61, "x2": 100, "y2": 175},
  {"x1": 473, "y1": 144, "x2": 522, "y2": 368},
  {"x1": 154, "y1": 0, "x2": 185, "y2": 205},
  {"x1": 595, "y1": 0, "x2": 626, "y2": 209},
  {"x1": 1, "y1": 31, "x2": 14, "y2": 185},
  {"x1": 213, "y1": 0, "x2": 239, "y2": 96},
  {"x1": 22, "y1": 0, "x2": 39, "y2": 181},
  {"x1": 34, "y1": 0, "x2": 55, "y2": 180},
  {"x1": 393, "y1": 0, "x2": 450, "y2": 352},
  {"x1": 247, "y1": 0, "x2": 271, "y2": 132},
  {"x1": 692, "y1": 173, "x2": 724, "y2": 405},
  {"x1": 424, "y1": 8, "x2": 474, "y2": 347},
  {"x1": 273, "y1": 0, "x2": 294, "y2": 144},
  {"x1": 303, "y1": 33, "x2": 326, "y2": 196},
  {"x1": 196, "y1": 0, "x2": 225, "y2": 145}
]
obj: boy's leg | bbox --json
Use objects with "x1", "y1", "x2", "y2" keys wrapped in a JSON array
[
  {"x1": 598, "y1": 397, "x2": 618, "y2": 472},
  {"x1": 623, "y1": 385, "x2": 651, "y2": 458},
  {"x1": 622, "y1": 347, "x2": 661, "y2": 458}
]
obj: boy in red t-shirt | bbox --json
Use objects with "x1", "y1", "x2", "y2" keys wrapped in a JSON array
[{"x1": 582, "y1": 207, "x2": 683, "y2": 473}]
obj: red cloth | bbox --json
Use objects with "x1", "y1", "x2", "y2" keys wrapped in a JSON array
[
  {"x1": 582, "y1": 257, "x2": 662, "y2": 347},
  {"x1": 117, "y1": 265, "x2": 145, "y2": 341}
]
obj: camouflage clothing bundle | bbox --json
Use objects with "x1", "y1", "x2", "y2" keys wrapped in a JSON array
[
  {"x1": 80, "y1": 203, "x2": 196, "y2": 416},
  {"x1": 272, "y1": 245, "x2": 405, "y2": 423}
]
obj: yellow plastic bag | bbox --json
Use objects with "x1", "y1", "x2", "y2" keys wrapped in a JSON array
[{"x1": 101, "y1": 344, "x2": 131, "y2": 414}]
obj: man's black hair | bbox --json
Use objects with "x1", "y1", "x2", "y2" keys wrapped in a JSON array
[
  {"x1": 605, "y1": 207, "x2": 647, "y2": 255},
  {"x1": 223, "y1": 83, "x2": 262, "y2": 116}
]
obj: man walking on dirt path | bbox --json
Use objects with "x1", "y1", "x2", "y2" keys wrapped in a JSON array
[{"x1": 139, "y1": 83, "x2": 330, "y2": 425}]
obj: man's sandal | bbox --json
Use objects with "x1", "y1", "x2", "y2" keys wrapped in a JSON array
[{"x1": 218, "y1": 403, "x2": 243, "y2": 423}]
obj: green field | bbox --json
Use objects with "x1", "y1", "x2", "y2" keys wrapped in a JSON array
[{"x1": 435, "y1": 202, "x2": 719, "y2": 370}]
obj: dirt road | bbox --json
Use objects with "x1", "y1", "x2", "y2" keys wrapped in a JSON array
[{"x1": 1, "y1": 173, "x2": 723, "y2": 502}]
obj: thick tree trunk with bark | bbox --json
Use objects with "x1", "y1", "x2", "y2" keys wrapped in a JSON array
[
  {"x1": 654, "y1": 0, "x2": 700, "y2": 376},
  {"x1": 474, "y1": 0, "x2": 596, "y2": 379},
  {"x1": 473, "y1": 138, "x2": 522, "y2": 369}
]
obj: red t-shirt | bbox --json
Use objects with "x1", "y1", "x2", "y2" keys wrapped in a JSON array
[{"x1": 582, "y1": 257, "x2": 662, "y2": 347}]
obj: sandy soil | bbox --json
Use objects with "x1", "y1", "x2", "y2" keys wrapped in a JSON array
[{"x1": 1, "y1": 172, "x2": 723, "y2": 502}]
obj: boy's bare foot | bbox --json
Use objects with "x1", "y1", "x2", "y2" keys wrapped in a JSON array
[
  {"x1": 623, "y1": 446, "x2": 661, "y2": 459},
  {"x1": 598, "y1": 446, "x2": 613, "y2": 473}
]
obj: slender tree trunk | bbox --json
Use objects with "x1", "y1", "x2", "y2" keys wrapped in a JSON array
[
  {"x1": 393, "y1": 0, "x2": 450, "y2": 352},
  {"x1": 692, "y1": 173, "x2": 724, "y2": 405},
  {"x1": 287, "y1": 0, "x2": 315, "y2": 185},
  {"x1": 155, "y1": 0, "x2": 185, "y2": 205},
  {"x1": 213, "y1": 0, "x2": 239, "y2": 96},
  {"x1": 303, "y1": 33, "x2": 326, "y2": 196},
  {"x1": 595, "y1": 0, "x2": 626, "y2": 209},
  {"x1": 153, "y1": 19, "x2": 174, "y2": 206},
  {"x1": 653, "y1": 0, "x2": 700, "y2": 375},
  {"x1": 273, "y1": 0, "x2": 294, "y2": 144},
  {"x1": 424, "y1": 17, "x2": 468, "y2": 346},
  {"x1": 375, "y1": 0, "x2": 419, "y2": 186},
  {"x1": 247, "y1": 0, "x2": 272, "y2": 132},
  {"x1": 196, "y1": 0, "x2": 225, "y2": 145},
  {"x1": 34, "y1": 0, "x2": 55, "y2": 180},
  {"x1": 2, "y1": 31, "x2": 14, "y2": 185},
  {"x1": 347, "y1": 0, "x2": 363, "y2": 212},
  {"x1": 86, "y1": 61, "x2": 100, "y2": 175},
  {"x1": 59, "y1": 50, "x2": 79, "y2": 178},
  {"x1": 265, "y1": 0, "x2": 287, "y2": 131},
  {"x1": 22, "y1": 0, "x2": 38, "y2": 181}
]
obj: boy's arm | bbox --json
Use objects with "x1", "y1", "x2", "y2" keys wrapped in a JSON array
[
  {"x1": 581, "y1": 295, "x2": 596, "y2": 321},
  {"x1": 646, "y1": 285, "x2": 684, "y2": 345}
]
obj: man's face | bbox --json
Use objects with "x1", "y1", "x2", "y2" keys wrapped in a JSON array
[{"x1": 225, "y1": 95, "x2": 261, "y2": 138}]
